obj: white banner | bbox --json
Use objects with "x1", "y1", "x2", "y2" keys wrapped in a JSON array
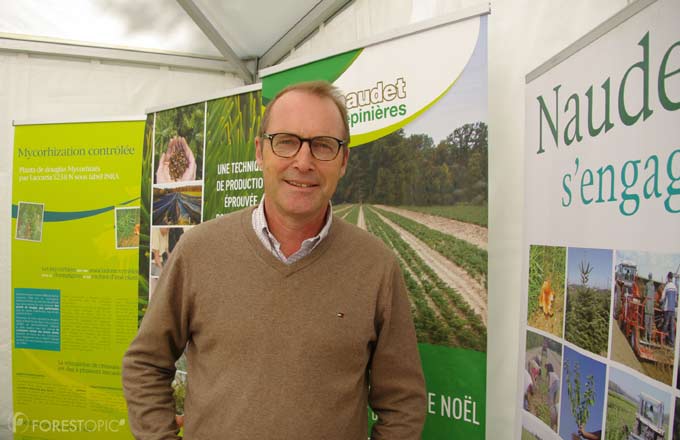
[{"x1": 519, "y1": 0, "x2": 680, "y2": 439}]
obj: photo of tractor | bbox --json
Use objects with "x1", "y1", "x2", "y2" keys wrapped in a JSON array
[
  {"x1": 611, "y1": 251, "x2": 680, "y2": 386},
  {"x1": 628, "y1": 393, "x2": 665, "y2": 440}
]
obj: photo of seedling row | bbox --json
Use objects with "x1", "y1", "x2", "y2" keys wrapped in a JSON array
[{"x1": 152, "y1": 186, "x2": 202, "y2": 226}]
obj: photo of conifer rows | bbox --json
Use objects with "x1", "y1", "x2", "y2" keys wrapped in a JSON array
[{"x1": 333, "y1": 123, "x2": 488, "y2": 351}]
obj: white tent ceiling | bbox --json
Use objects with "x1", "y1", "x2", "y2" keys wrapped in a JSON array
[{"x1": 0, "y1": 0, "x2": 352, "y2": 83}]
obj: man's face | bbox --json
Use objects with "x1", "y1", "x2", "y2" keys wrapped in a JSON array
[{"x1": 255, "y1": 90, "x2": 348, "y2": 224}]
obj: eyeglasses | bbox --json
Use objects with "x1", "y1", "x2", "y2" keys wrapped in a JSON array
[{"x1": 262, "y1": 133, "x2": 345, "y2": 161}]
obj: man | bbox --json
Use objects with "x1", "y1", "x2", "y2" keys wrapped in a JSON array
[
  {"x1": 644, "y1": 273, "x2": 655, "y2": 342},
  {"x1": 662, "y1": 271, "x2": 678, "y2": 346},
  {"x1": 122, "y1": 81, "x2": 426, "y2": 439}
]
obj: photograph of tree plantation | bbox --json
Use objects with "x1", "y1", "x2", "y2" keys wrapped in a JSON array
[
  {"x1": 524, "y1": 330, "x2": 562, "y2": 432},
  {"x1": 333, "y1": 120, "x2": 487, "y2": 351},
  {"x1": 605, "y1": 366, "x2": 670, "y2": 440},
  {"x1": 559, "y1": 346, "x2": 606, "y2": 440},
  {"x1": 611, "y1": 250, "x2": 680, "y2": 386},
  {"x1": 527, "y1": 245, "x2": 566, "y2": 338},
  {"x1": 564, "y1": 248, "x2": 613, "y2": 357}
]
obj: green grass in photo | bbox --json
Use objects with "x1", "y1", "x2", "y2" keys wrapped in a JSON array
[
  {"x1": 116, "y1": 207, "x2": 140, "y2": 248},
  {"x1": 204, "y1": 91, "x2": 263, "y2": 219},
  {"x1": 16, "y1": 202, "x2": 44, "y2": 241}
]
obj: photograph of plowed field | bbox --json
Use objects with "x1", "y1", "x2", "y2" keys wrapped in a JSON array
[
  {"x1": 333, "y1": 122, "x2": 488, "y2": 351},
  {"x1": 334, "y1": 201, "x2": 488, "y2": 351}
]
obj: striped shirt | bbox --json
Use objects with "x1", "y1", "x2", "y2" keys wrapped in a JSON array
[{"x1": 251, "y1": 196, "x2": 333, "y2": 264}]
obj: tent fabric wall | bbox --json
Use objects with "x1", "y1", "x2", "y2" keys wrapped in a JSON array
[
  {"x1": 0, "y1": 53, "x2": 243, "y2": 436},
  {"x1": 0, "y1": 0, "x2": 634, "y2": 438}
]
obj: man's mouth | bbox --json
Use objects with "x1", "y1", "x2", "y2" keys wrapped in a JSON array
[{"x1": 285, "y1": 179, "x2": 317, "y2": 188}]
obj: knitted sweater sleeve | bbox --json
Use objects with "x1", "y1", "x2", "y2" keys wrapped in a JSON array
[
  {"x1": 369, "y1": 258, "x2": 427, "y2": 439},
  {"x1": 121, "y1": 239, "x2": 192, "y2": 440}
]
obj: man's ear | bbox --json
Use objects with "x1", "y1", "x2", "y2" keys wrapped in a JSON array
[{"x1": 255, "y1": 136, "x2": 263, "y2": 169}]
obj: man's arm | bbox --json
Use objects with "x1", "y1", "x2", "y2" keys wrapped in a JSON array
[
  {"x1": 122, "y1": 240, "x2": 192, "y2": 440},
  {"x1": 369, "y1": 259, "x2": 427, "y2": 439}
]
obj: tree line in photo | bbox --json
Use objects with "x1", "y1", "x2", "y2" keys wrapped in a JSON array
[{"x1": 334, "y1": 122, "x2": 488, "y2": 207}]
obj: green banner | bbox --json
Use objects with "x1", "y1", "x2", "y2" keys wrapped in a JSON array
[
  {"x1": 11, "y1": 120, "x2": 144, "y2": 439},
  {"x1": 262, "y1": 14, "x2": 489, "y2": 439}
]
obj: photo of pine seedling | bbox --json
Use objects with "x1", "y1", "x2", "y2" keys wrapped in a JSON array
[
  {"x1": 115, "y1": 207, "x2": 140, "y2": 249},
  {"x1": 605, "y1": 367, "x2": 670, "y2": 440},
  {"x1": 611, "y1": 250, "x2": 680, "y2": 386},
  {"x1": 332, "y1": 29, "x2": 489, "y2": 352},
  {"x1": 204, "y1": 91, "x2": 263, "y2": 220},
  {"x1": 527, "y1": 245, "x2": 566, "y2": 338},
  {"x1": 524, "y1": 331, "x2": 562, "y2": 431},
  {"x1": 564, "y1": 248, "x2": 613, "y2": 357},
  {"x1": 15, "y1": 201, "x2": 45, "y2": 242},
  {"x1": 559, "y1": 346, "x2": 606, "y2": 440},
  {"x1": 153, "y1": 185, "x2": 202, "y2": 226},
  {"x1": 154, "y1": 102, "x2": 205, "y2": 183}
]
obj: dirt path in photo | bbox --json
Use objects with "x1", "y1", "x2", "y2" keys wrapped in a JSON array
[
  {"x1": 357, "y1": 205, "x2": 366, "y2": 230},
  {"x1": 375, "y1": 205, "x2": 487, "y2": 250},
  {"x1": 375, "y1": 211, "x2": 487, "y2": 324}
]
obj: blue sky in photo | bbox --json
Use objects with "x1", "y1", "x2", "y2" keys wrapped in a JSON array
[
  {"x1": 559, "y1": 346, "x2": 607, "y2": 439},
  {"x1": 616, "y1": 250, "x2": 680, "y2": 284},
  {"x1": 567, "y1": 247, "x2": 614, "y2": 290}
]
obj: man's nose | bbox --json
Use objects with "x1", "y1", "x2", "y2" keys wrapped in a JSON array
[{"x1": 294, "y1": 140, "x2": 315, "y2": 169}]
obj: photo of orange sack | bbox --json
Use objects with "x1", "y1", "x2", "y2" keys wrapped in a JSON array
[{"x1": 539, "y1": 279, "x2": 555, "y2": 317}]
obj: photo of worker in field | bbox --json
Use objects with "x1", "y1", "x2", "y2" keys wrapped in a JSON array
[
  {"x1": 524, "y1": 330, "x2": 562, "y2": 432},
  {"x1": 153, "y1": 102, "x2": 205, "y2": 184},
  {"x1": 605, "y1": 366, "x2": 670, "y2": 440},
  {"x1": 526, "y1": 245, "x2": 566, "y2": 338},
  {"x1": 15, "y1": 201, "x2": 45, "y2": 242},
  {"x1": 559, "y1": 347, "x2": 606, "y2": 440},
  {"x1": 611, "y1": 250, "x2": 680, "y2": 386},
  {"x1": 564, "y1": 247, "x2": 613, "y2": 357},
  {"x1": 150, "y1": 226, "x2": 190, "y2": 276}
]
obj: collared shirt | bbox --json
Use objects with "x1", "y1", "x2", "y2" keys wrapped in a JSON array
[{"x1": 251, "y1": 196, "x2": 333, "y2": 265}]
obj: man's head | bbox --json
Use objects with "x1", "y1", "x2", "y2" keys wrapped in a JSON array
[
  {"x1": 669, "y1": 272, "x2": 674, "y2": 281},
  {"x1": 256, "y1": 81, "x2": 350, "y2": 226}
]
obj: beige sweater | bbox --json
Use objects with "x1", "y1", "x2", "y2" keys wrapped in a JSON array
[{"x1": 122, "y1": 208, "x2": 426, "y2": 439}]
